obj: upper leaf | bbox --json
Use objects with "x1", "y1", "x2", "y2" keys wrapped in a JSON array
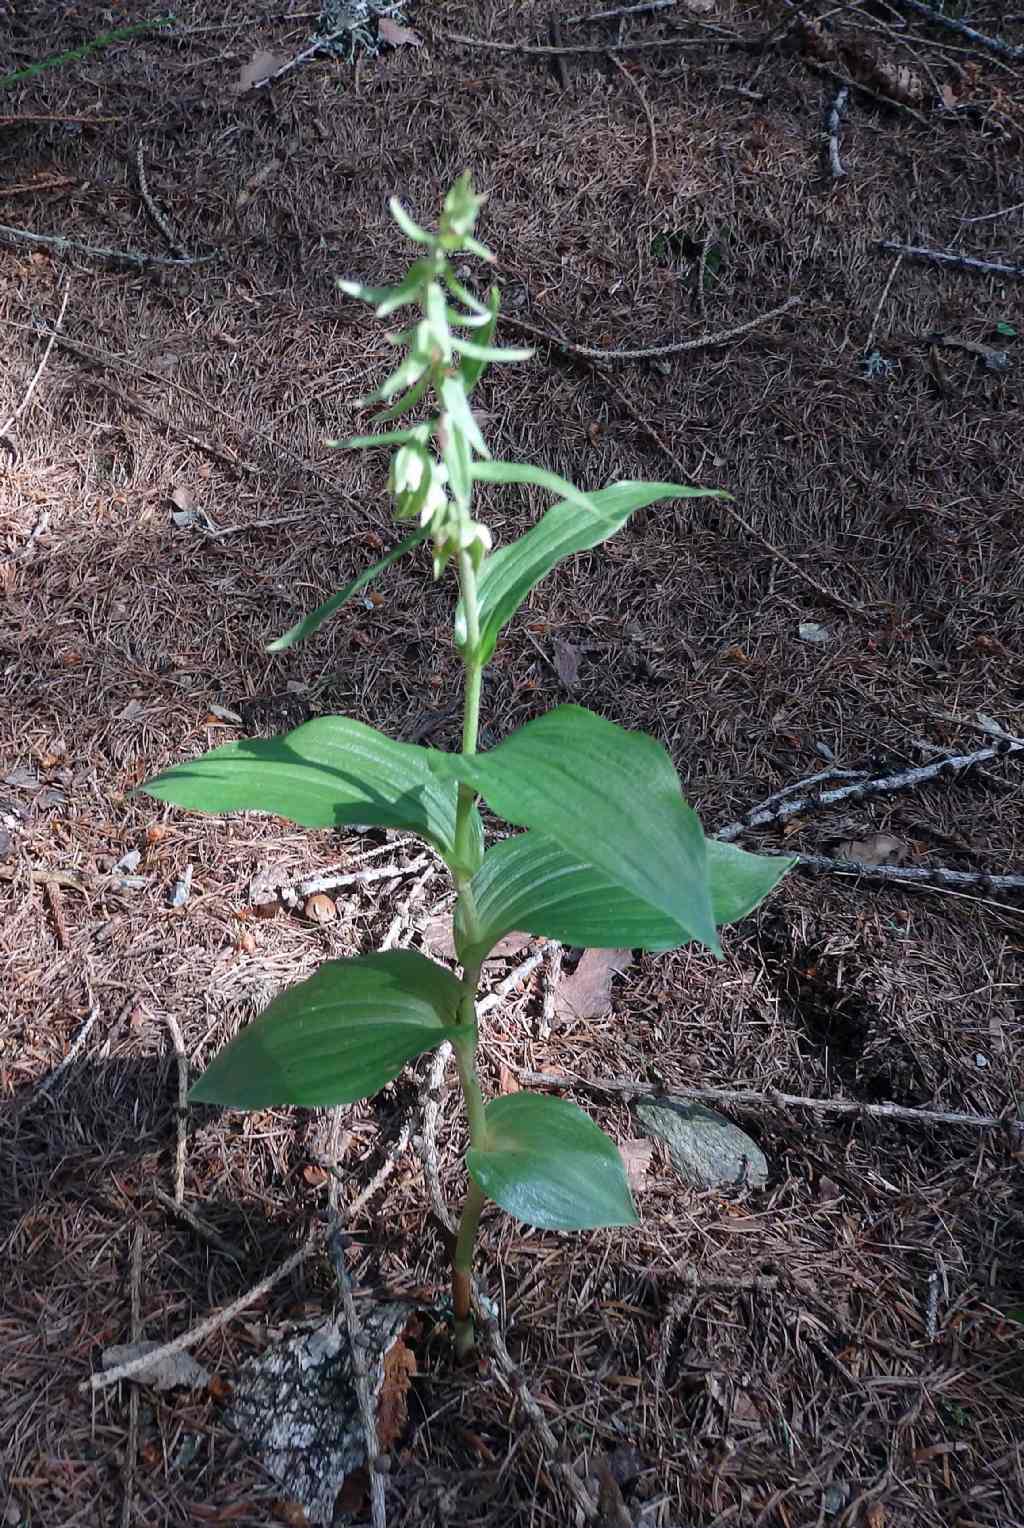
[
  {"x1": 463, "y1": 833, "x2": 793, "y2": 965},
  {"x1": 267, "y1": 529, "x2": 428, "y2": 652},
  {"x1": 190, "y1": 950, "x2": 465, "y2": 1108},
  {"x1": 142, "y1": 716, "x2": 458, "y2": 857},
  {"x1": 459, "y1": 480, "x2": 725, "y2": 659},
  {"x1": 467, "y1": 1092, "x2": 638, "y2": 1230},
  {"x1": 429, "y1": 706, "x2": 719, "y2": 954}
]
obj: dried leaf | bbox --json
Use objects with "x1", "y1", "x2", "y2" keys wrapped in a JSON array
[
  {"x1": 553, "y1": 638, "x2": 581, "y2": 690},
  {"x1": 498, "y1": 1064, "x2": 521, "y2": 1095},
  {"x1": 238, "y1": 50, "x2": 289, "y2": 92},
  {"x1": 376, "y1": 1336, "x2": 417, "y2": 1449},
  {"x1": 304, "y1": 893, "x2": 337, "y2": 923},
  {"x1": 272, "y1": 1503, "x2": 310, "y2": 1527},
  {"x1": 834, "y1": 832, "x2": 909, "y2": 867},
  {"x1": 101, "y1": 1341, "x2": 210, "y2": 1391},
  {"x1": 618, "y1": 1138, "x2": 653, "y2": 1192},
  {"x1": 378, "y1": 17, "x2": 423, "y2": 47},
  {"x1": 303, "y1": 1164, "x2": 329, "y2": 1188},
  {"x1": 554, "y1": 948, "x2": 631, "y2": 1022}
]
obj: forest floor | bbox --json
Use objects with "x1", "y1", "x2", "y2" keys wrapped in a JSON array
[{"x1": 2, "y1": 2, "x2": 1024, "y2": 1524}]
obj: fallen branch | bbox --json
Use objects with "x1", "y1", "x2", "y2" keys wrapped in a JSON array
[
  {"x1": 893, "y1": 0, "x2": 1024, "y2": 63},
  {"x1": 795, "y1": 853, "x2": 1024, "y2": 895},
  {"x1": 518, "y1": 1070, "x2": 1023, "y2": 1132},
  {"x1": 163, "y1": 1012, "x2": 188, "y2": 1206},
  {"x1": 81, "y1": 1232, "x2": 317, "y2": 1393},
  {"x1": 328, "y1": 1226, "x2": 387, "y2": 1528},
  {"x1": 824, "y1": 84, "x2": 849, "y2": 179},
  {"x1": 0, "y1": 221, "x2": 210, "y2": 268},
  {"x1": 502, "y1": 293, "x2": 800, "y2": 362},
  {"x1": 715, "y1": 735, "x2": 1024, "y2": 842},
  {"x1": 136, "y1": 142, "x2": 188, "y2": 259},
  {"x1": 876, "y1": 241, "x2": 1024, "y2": 281}
]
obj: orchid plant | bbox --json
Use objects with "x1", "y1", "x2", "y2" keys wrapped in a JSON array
[{"x1": 142, "y1": 176, "x2": 792, "y2": 1356}]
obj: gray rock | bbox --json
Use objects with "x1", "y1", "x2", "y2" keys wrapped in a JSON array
[{"x1": 634, "y1": 1100, "x2": 768, "y2": 1192}]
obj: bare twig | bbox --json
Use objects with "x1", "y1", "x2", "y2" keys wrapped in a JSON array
[
  {"x1": 518, "y1": 1070, "x2": 1024, "y2": 1131},
  {"x1": 0, "y1": 222, "x2": 210, "y2": 268},
  {"x1": 470, "y1": 1285, "x2": 601, "y2": 1522},
  {"x1": 795, "y1": 853, "x2": 1024, "y2": 894},
  {"x1": 0, "y1": 864, "x2": 90, "y2": 891},
  {"x1": 549, "y1": 13, "x2": 570, "y2": 92},
  {"x1": 0, "y1": 283, "x2": 69, "y2": 445},
  {"x1": 150, "y1": 1185, "x2": 246, "y2": 1261},
  {"x1": 420, "y1": 1043, "x2": 455, "y2": 1233},
  {"x1": 43, "y1": 877, "x2": 69, "y2": 950},
  {"x1": 348, "y1": 1120, "x2": 414, "y2": 1220},
  {"x1": 715, "y1": 735, "x2": 1024, "y2": 841},
  {"x1": 501, "y1": 293, "x2": 800, "y2": 361},
  {"x1": 163, "y1": 1013, "x2": 188, "y2": 1206},
  {"x1": 893, "y1": 0, "x2": 1024, "y2": 62},
  {"x1": 864, "y1": 252, "x2": 903, "y2": 356},
  {"x1": 121, "y1": 1227, "x2": 143, "y2": 1528},
  {"x1": 539, "y1": 941, "x2": 563, "y2": 1040},
  {"x1": 30, "y1": 1003, "x2": 101, "y2": 1103},
  {"x1": 608, "y1": 53, "x2": 658, "y2": 195},
  {"x1": 135, "y1": 142, "x2": 188, "y2": 259},
  {"x1": 876, "y1": 241, "x2": 1024, "y2": 280},
  {"x1": 477, "y1": 950, "x2": 545, "y2": 1016},
  {"x1": 824, "y1": 84, "x2": 849, "y2": 178},
  {"x1": 82, "y1": 1232, "x2": 317, "y2": 1393},
  {"x1": 430, "y1": 25, "x2": 706, "y2": 56},
  {"x1": 960, "y1": 200, "x2": 1024, "y2": 225},
  {"x1": 327, "y1": 1226, "x2": 387, "y2": 1528},
  {"x1": 566, "y1": 0, "x2": 677, "y2": 23}
]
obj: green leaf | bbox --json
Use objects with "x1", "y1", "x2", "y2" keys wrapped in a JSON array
[
  {"x1": 456, "y1": 286, "x2": 499, "y2": 395},
  {"x1": 460, "y1": 480, "x2": 725, "y2": 660},
  {"x1": 468, "y1": 1093, "x2": 637, "y2": 1230},
  {"x1": 370, "y1": 372, "x2": 432, "y2": 425},
  {"x1": 441, "y1": 373, "x2": 490, "y2": 459},
  {"x1": 995, "y1": 321, "x2": 1017, "y2": 337},
  {"x1": 471, "y1": 459, "x2": 598, "y2": 517},
  {"x1": 267, "y1": 530, "x2": 428, "y2": 652},
  {"x1": 190, "y1": 950, "x2": 464, "y2": 1108},
  {"x1": 388, "y1": 196, "x2": 433, "y2": 246},
  {"x1": 462, "y1": 833, "x2": 792, "y2": 965},
  {"x1": 450, "y1": 336, "x2": 533, "y2": 363},
  {"x1": 142, "y1": 715, "x2": 458, "y2": 856},
  {"x1": 429, "y1": 706, "x2": 720, "y2": 953},
  {"x1": 706, "y1": 839, "x2": 796, "y2": 926}
]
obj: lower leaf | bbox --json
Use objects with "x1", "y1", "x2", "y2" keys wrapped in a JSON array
[
  {"x1": 190, "y1": 950, "x2": 464, "y2": 1109},
  {"x1": 467, "y1": 1092, "x2": 638, "y2": 1231}
]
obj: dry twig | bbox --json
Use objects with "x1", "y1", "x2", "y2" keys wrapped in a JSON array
[
  {"x1": 608, "y1": 53, "x2": 658, "y2": 196},
  {"x1": 82, "y1": 1232, "x2": 317, "y2": 1393},
  {"x1": 894, "y1": 0, "x2": 1024, "y2": 63},
  {"x1": 150, "y1": 1185, "x2": 246, "y2": 1261},
  {"x1": 43, "y1": 877, "x2": 69, "y2": 950},
  {"x1": 163, "y1": 1012, "x2": 188, "y2": 1206},
  {"x1": 876, "y1": 241, "x2": 1024, "y2": 280},
  {"x1": 864, "y1": 251, "x2": 904, "y2": 355},
  {"x1": 0, "y1": 283, "x2": 69, "y2": 449},
  {"x1": 121, "y1": 1227, "x2": 143, "y2": 1528},
  {"x1": 0, "y1": 222, "x2": 209, "y2": 268},
  {"x1": 135, "y1": 142, "x2": 188, "y2": 259},
  {"x1": 795, "y1": 853, "x2": 1024, "y2": 895},
  {"x1": 327, "y1": 1225, "x2": 387, "y2": 1528},
  {"x1": 518, "y1": 1070, "x2": 1023, "y2": 1131},
  {"x1": 30, "y1": 1003, "x2": 101, "y2": 1104},
  {"x1": 824, "y1": 84, "x2": 849, "y2": 178},
  {"x1": 502, "y1": 294, "x2": 800, "y2": 362}
]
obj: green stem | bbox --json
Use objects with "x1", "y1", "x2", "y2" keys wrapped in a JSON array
[{"x1": 451, "y1": 1176, "x2": 486, "y2": 1359}]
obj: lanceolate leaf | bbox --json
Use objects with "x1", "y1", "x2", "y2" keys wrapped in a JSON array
[
  {"x1": 190, "y1": 951, "x2": 465, "y2": 1108},
  {"x1": 462, "y1": 833, "x2": 793, "y2": 964},
  {"x1": 429, "y1": 706, "x2": 719, "y2": 954},
  {"x1": 267, "y1": 530, "x2": 428, "y2": 652},
  {"x1": 467, "y1": 1092, "x2": 638, "y2": 1230},
  {"x1": 142, "y1": 716, "x2": 458, "y2": 856},
  {"x1": 460, "y1": 480, "x2": 725, "y2": 659}
]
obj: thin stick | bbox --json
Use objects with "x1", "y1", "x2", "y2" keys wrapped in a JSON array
[
  {"x1": 517, "y1": 1070, "x2": 1023, "y2": 1131},
  {"x1": 0, "y1": 284, "x2": 69, "y2": 444},
  {"x1": 824, "y1": 84, "x2": 849, "y2": 178},
  {"x1": 430, "y1": 25, "x2": 705, "y2": 56},
  {"x1": 795, "y1": 853, "x2": 1024, "y2": 894},
  {"x1": 960, "y1": 200, "x2": 1024, "y2": 225},
  {"x1": 608, "y1": 54, "x2": 658, "y2": 196},
  {"x1": 348, "y1": 1120, "x2": 414, "y2": 1220},
  {"x1": 31, "y1": 1003, "x2": 100, "y2": 1102},
  {"x1": 602, "y1": 367, "x2": 867, "y2": 617},
  {"x1": 135, "y1": 143, "x2": 188, "y2": 259},
  {"x1": 501, "y1": 293, "x2": 800, "y2": 362},
  {"x1": 82, "y1": 1232, "x2": 316, "y2": 1393},
  {"x1": 0, "y1": 222, "x2": 209, "y2": 268},
  {"x1": 327, "y1": 1227, "x2": 387, "y2": 1528},
  {"x1": 150, "y1": 1185, "x2": 246, "y2": 1261},
  {"x1": 715, "y1": 736, "x2": 1024, "y2": 841},
  {"x1": 293, "y1": 855, "x2": 430, "y2": 901},
  {"x1": 43, "y1": 877, "x2": 70, "y2": 950},
  {"x1": 420, "y1": 1044, "x2": 455, "y2": 1233},
  {"x1": 539, "y1": 942, "x2": 563, "y2": 1040},
  {"x1": 470, "y1": 1285, "x2": 600, "y2": 1521},
  {"x1": 876, "y1": 241, "x2": 1024, "y2": 281},
  {"x1": 163, "y1": 1013, "x2": 188, "y2": 1206},
  {"x1": 864, "y1": 252, "x2": 903, "y2": 356},
  {"x1": 566, "y1": 0, "x2": 677, "y2": 23},
  {"x1": 121, "y1": 1227, "x2": 143, "y2": 1528},
  {"x1": 893, "y1": 0, "x2": 1024, "y2": 63},
  {"x1": 477, "y1": 951, "x2": 545, "y2": 1015}
]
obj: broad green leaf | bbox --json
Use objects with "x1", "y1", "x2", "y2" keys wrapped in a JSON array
[
  {"x1": 190, "y1": 950, "x2": 465, "y2": 1108},
  {"x1": 467, "y1": 1092, "x2": 637, "y2": 1230},
  {"x1": 459, "y1": 480, "x2": 725, "y2": 660},
  {"x1": 429, "y1": 706, "x2": 720, "y2": 953},
  {"x1": 142, "y1": 715, "x2": 458, "y2": 856},
  {"x1": 462, "y1": 833, "x2": 793, "y2": 965},
  {"x1": 706, "y1": 839, "x2": 796, "y2": 926},
  {"x1": 267, "y1": 530, "x2": 428, "y2": 652}
]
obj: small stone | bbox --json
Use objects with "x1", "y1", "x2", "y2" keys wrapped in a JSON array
[{"x1": 634, "y1": 1101, "x2": 768, "y2": 1192}]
